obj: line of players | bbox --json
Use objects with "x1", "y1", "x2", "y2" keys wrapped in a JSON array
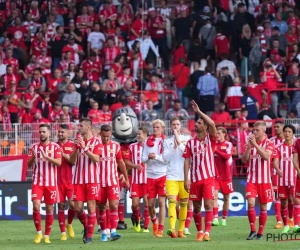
[{"x1": 27, "y1": 101, "x2": 300, "y2": 244}]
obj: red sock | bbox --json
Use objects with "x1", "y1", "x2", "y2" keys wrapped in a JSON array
[
  {"x1": 99, "y1": 211, "x2": 106, "y2": 232},
  {"x1": 222, "y1": 210, "x2": 228, "y2": 220},
  {"x1": 33, "y1": 210, "x2": 41, "y2": 232},
  {"x1": 96, "y1": 207, "x2": 100, "y2": 226},
  {"x1": 281, "y1": 207, "x2": 288, "y2": 226},
  {"x1": 205, "y1": 210, "x2": 213, "y2": 233},
  {"x1": 258, "y1": 210, "x2": 267, "y2": 235},
  {"x1": 118, "y1": 203, "x2": 125, "y2": 222},
  {"x1": 151, "y1": 217, "x2": 157, "y2": 224},
  {"x1": 213, "y1": 207, "x2": 218, "y2": 219},
  {"x1": 294, "y1": 205, "x2": 300, "y2": 226},
  {"x1": 110, "y1": 209, "x2": 118, "y2": 230},
  {"x1": 106, "y1": 209, "x2": 111, "y2": 230},
  {"x1": 247, "y1": 207, "x2": 256, "y2": 232},
  {"x1": 274, "y1": 200, "x2": 282, "y2": 222},
  {"x1": 58, "y1": 210, "x2": 66, "y2": 233},
  {"x1": 77, "y1": 211, "x2": 88, "y2": 228},
  {"x1": 67, "y1": 208, "x2": 76, "y2": 225},
  {"x1": 185, "y1": 209, "x2": 193, "y2": 228},
  {"x1": 87, "y1": 212, "x2": 96, "y2": 238},
  {"x1": 132, "y1": 206, "x2": 140, "y2": 222},
  {"x1": 193, "y1": 212, "x2": 202, "y2": 231},
  {"x1": 158, "y1": 224, "x2": 164, "y2": 231},
  {"x1": 288, "y1": 203, "x2": 294, "y2": 220},
  {"x1": 45, "y1": 212, "x2": 54, "y2": 236},
  {"x1": 144, "y1": 206, "x2": 150, "y2": 229}
]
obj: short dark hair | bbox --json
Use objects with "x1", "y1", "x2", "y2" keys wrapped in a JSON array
[
  {"x1": 59, "y1": 124, "x2": 70, "y2": 130},
  {"x1": 170, "y1": 117, "x2": 182, "y2": 124},
  {"x1": 79, "y1": 117, "x2": 92, "y2": 126},
  {"x1": 174, "y1": 99, "x2": 181, "y2": 104},
  {"x1": 241, "y1": 108, "x2": 248, "y2": 113},
  {"x1": 274, "y1": 120, "x2": 284, "y2": 125},
  {"x1": 283, "y1": 124, "x2": 295, "y2": 134},
  {"x1": 101, "y1": 124, "x2": 112, "y2": 132},
  {"x1": 138, "y1": 126, "x2": 149, "y2": 136},
  {"x1": 39, "y1": 124, "x2": 51, "y2": 131}
]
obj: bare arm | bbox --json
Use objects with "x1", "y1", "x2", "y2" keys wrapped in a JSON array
[
  {"x1": 70, "y1": 148, "x2": 79, "y2": 164},
  {"x1": 254, "y1": 146, "x2": 272, "y2": 161},
  {"x1": 117, "y1": 159, "x2": 129, "y2": 182},
  {"x1": 85, "y1": 150, "x2": 100, "y2": 163},
  {"x1": 293, "y1": 153, "x2": 300, "y2": 176},
  {"x1": 272, "y1": 158, "x2": 282, "y2": 176},
  {"x1": 45, "y1": 157, "x2": 62, "y2": 167},
  {"x1": 27, "y1": 155, "x2": 35, "y2": 169},
  {"x1": 62, "y1": 151, "x2": 75, "y2": 165},
  {"x1": 241, "y1": 146, "x2": 251, "y2": 164},
  {"x1": 184, "y1": 158, "x2": 190, "y2": 192}
]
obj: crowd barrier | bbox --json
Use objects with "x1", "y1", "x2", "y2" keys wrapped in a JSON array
[{"x1": 0, "y1": 179, "x2": 276, "y2": 220}]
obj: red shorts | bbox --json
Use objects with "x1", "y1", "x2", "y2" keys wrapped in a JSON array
[
  {"x1": 272, "y1": 174, "x2": 278, "y2": 191},
  {"x1": 295, "y1": 178, "x2": 300, "y2": 198},
  {"x1": 246, "y1": 182, "x2": 273, "y2": 204},
  {"x1": 130, "y1": 183, "x2": 147, "y2": 198},
  {"x1": 58, "y1": 184, "x2": 73, "y2": 203},
  {"x1": 189, "y1": 178, "x2": 215, "y2": 201},
  {"x1": 72, "y1": 183, "x2": 100, "y2": 202},
  {"x1": 278, "y1": 185, "x2": 295, "y2": 200},
  {"x1": 147, "y1": 176, "x2": 166, "y2": 199},
  {"x1": 214, "y1": 178, "x2": 234, "y2": 195},
  {"x1": 31, "y1": 185, "x2": 57, "y2": 204},
  {"x1": 98, "y1": 185, "x2": 120, "y2": 203}
]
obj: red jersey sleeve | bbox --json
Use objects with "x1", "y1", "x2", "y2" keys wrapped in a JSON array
[
  {"x1": 116, "y1": 145, "x2": 123, "y2": 160},
  {"x1": 93, "y1": 143, "x2": 103, "y2": 155},
  {"x1": 28, "y1": 146, "x2": 35, "y2": 158},
  {"x1": 273, "y1": 146, "x2": 280, "y2": 159},
  {"x1": 182, "y1": 140, "x2": 191, "y2": 158},
  {"x1": 54, "y1": 145, "x2": 62, "y2": 158},
  {"x1": 266, "y1": 140, "x2": 275, "y2": 152}
]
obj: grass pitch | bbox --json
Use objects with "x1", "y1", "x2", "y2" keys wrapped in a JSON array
[{"x1": 0, "y1": 216, "x2": 299, "y2": 250}]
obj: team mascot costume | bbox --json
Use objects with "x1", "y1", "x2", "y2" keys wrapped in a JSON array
[{"x1": 112, "y1": 107, "x2": 139, "y2": 229}]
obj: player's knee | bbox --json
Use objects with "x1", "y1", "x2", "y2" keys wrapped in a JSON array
[
  {"x1": 33, "y1": 204, "x2": 40, "y2": 212},
  {"x1": 58, "y1": 203, "x2": 65, "y2": 210},
  {"x1": 280, "y1": 199, "x2": 288, "y2": 208},
  {"x1": 180, "y1": 201, "x2": 188, "y2": 208},
  {"x1": 168, "y1": 198, "x2": 176, "y2": 206},
  {"x1": 223, "y1": 195, "x2": 230, "y2": 203}
]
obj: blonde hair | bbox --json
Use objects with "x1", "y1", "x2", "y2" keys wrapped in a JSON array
[
  {"x1": 217, "y1": 126, "x2": 227, "y2": 134},
  {"x1": 253, "y1": 121, "x2": 267, "y2": 131},
  {"x1": 152, "y1": 119, "x2": 165, "y2": 128}
]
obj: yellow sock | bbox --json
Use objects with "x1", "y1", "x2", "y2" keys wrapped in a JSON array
[
  {"x1": 178, "y1": 201, "x2": 188, "y2": 232},
  {"x1": 168, "y1": 199, "x2": 177, "y2": 229}
]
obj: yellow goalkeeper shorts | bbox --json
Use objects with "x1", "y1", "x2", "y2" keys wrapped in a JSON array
[{"x1": 166, "y1": 180, "x2": 189, "y2": 199}]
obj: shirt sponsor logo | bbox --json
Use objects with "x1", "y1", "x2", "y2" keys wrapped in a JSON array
[
  {"x1": 100, "y1": 157, "x2": 115, "y2": 161},
  {"x1": 109, "y1": 149, "x2": 114, "y2": 153},
  {"x1": 65, "y1": 147, "x2": 73, "y2": 151},
  {"x1": 221, "y1": 146, "x2": 227, "y2": 149},
  {"x1": 296, "y1": 192, "x2": 300, "y2": 196},
  {"x1": 279, "y1": 194, "x2": 285, "y2": 197}
]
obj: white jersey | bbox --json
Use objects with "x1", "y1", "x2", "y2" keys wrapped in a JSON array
[
  {"x1": 162, "y1": 133, "x2": 191, "y2": 181},
  {"x1": 141, "y1": 137, "x2": 167, "y2": 179}
]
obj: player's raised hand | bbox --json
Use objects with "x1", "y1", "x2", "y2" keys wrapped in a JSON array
[
  {"x1": 191, "y1": 100, "x2": 200, "y2": 114},
  {"x1": 77, "y1": 136, "x2": 86, "y2": 149},
  {"x1": 248, "y1": 134, "x2": 256, "y2": 146},
  {"x1": 148, "y1": 153, "x2": 156, "y2": 160}
]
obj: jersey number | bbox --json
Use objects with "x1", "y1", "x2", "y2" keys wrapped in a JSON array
[
  {"x1": 91, "y1": 186, "x2": 98, "y2": 195},
  {"x1": 112, "y1": 187, "x2": 119, "y2": 194},
  {"x1": 265, "y1": 189, "x2": 272, "y2": 199},
  {"x1": 50, "y1": 191, "x2": 56, "y2": 199},
  {"x1": 227, "y1": 182, "x2": 233, "y2": 190}
]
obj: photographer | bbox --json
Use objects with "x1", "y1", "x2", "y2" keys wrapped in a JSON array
[{"x1": 260, "y1": 60, "x2": 281, "y2": 116}]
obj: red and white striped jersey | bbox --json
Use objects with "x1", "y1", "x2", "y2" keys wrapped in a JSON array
[
  {"x1": 274, "y1": 142, "x2": 296, "y2": 186},
  {"x1": 128, "y1": 142, "x2": 146, "y2": 184},
  {"x1": 270, "y1": 136, "x2": 284, "y2": 147},
  {"x1": 29, "y1": 142, "x2": 61, "y2": 187},
  {"x1": 73, "y1": 137, "x2": 102, "y2": 184},
  {"x1": 246, "y1": 138, "x2": 275, "y2": 184},
  {"x1": 182, "y1": 134, "x2": 216, "y2": 183},
  {"x1": 99, "y1": 140, "x2": 123, "y2": 187}
]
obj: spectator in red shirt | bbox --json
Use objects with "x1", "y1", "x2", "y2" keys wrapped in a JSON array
[
  {"x1": 99, "y1": 103, "x2": 112, "y2": 124},
  {"x1": 211, "y1": 103, "x2": 231, "y2": 126},
  {"x1": 169, "y1": 58, "x2": 190, "y2": 109},
  {"x1": 214, "y1": 27, "x2": 230, "y2": 59},
  {"x1": 130, "y1": 11, "x2": 148, "y2": 40},
  {"x1": 23, "y1": 84, "x2": 43, "y2": 109},
  {"x1": 4, "y1": 80, "x2": 22, "y2": 123},
  {"x1": 148, "y1": 8, "x2": 169, "y2": 70},
  {"x1": 19, "y1": 105, "x2": 34, "y2": 124},
  {"x1": 247, "y1": 75, "x2": 263, "y2": 105},
  {"x1": 260, "y1": 60, "x2": 281, "y2": 115},
  {"x1": 88, "y1": 101, "x2": 102, "y2": 125},
  {"x1": 0, "y1": 64, "x2": 21, "y2": 90},
  {"x1": 81, "y1": 51, "x2": 102, "y2": 83}
]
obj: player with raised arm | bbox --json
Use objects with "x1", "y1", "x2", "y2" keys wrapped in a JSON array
[
  {"x1": 124, "y1": 127, "x2": 150, "y2": 233},
  {"x1": 28, "y1": 124, "x2": 62, "y2": 244},
  {"x1": 292, "y1": 135, "x2": 300, "y2": 233},
  {"x1": 241, "y1": 121, "x2": 275, "y2": 240},
  {"x1": 141, "y1": 119, "x2": 168, "y2": 238},
  {"x1": 56, "y1": 124, "x2": 76, "y2": 240},
  {"x1": 183, "y1": 100, "x2": 217, "y2": 242},
  {"x1": 97, "y1": 124, "x2": 130, "y2": 242},
  {"x1": 270, "y1": 120, "x2": 285, "y2": 229},
  {"x1": 162, "y1": 117, "x2": 191, "y2": 238},
  {"x1": 69, "y1": 118, "x2": 102, "y2": 244},
  {"x1": 212, "y1": 127, "x2": 233, "y2": 227},
  {"x1": 273, "y1": 124, "x2": 296, "y2": 234}
]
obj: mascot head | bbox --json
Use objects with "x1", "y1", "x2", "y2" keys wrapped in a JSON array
[{"x1": 112, "y1": 107, "x2": 138, "y2": 143}]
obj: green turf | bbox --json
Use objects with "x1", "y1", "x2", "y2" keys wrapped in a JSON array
[{"x1": 0, "y1": 216, "x2": 299, "y2": 250}]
